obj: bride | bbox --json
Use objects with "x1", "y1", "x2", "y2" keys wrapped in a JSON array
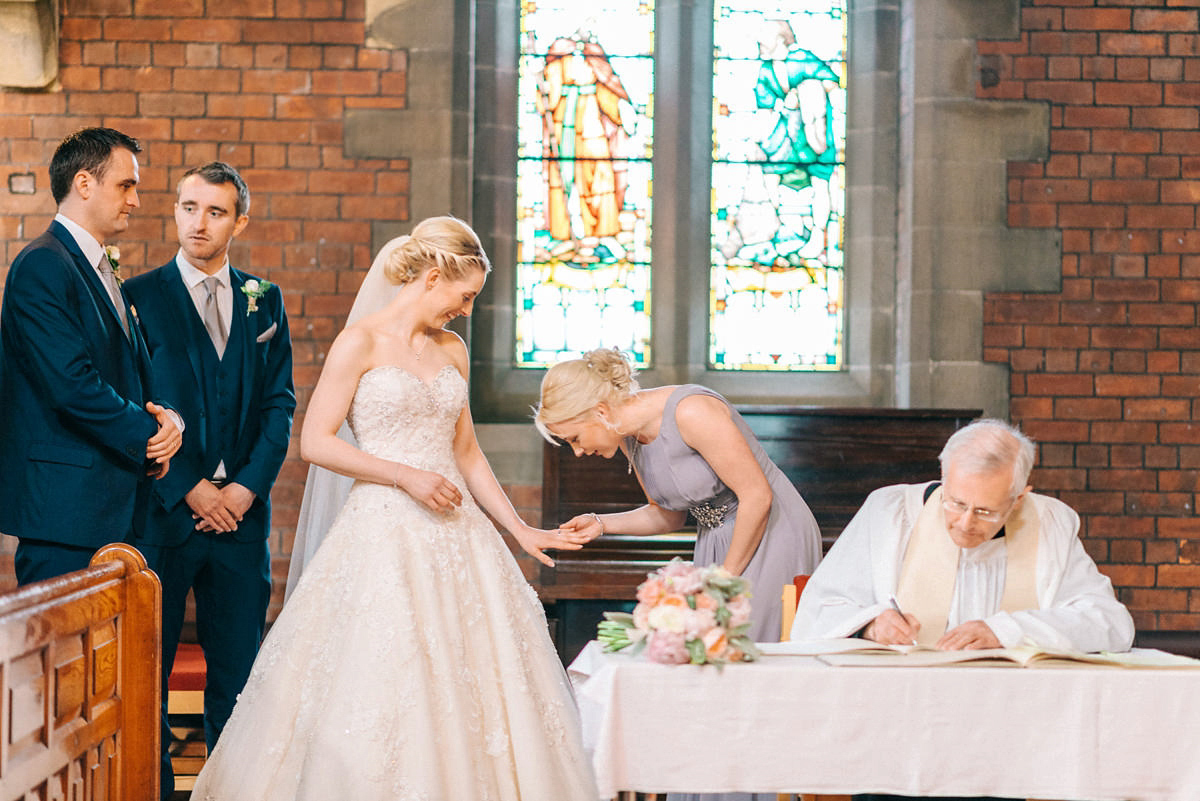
[{"x1": 191, "y1": 216, "x2": 598, "y2": 800}]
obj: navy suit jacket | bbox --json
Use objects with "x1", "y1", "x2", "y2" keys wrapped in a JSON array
[
  {"x1": 124, "y1": 260, "x2": 295, "y2": 547},
  {"x1": 0, "y1": 221, "x2": 160, "y2": 547}
]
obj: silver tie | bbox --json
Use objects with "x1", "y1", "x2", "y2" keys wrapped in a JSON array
[
  {"x1": 98, "y1": 255, "x2": 129, "y2": 338},
  {"x1": 202, "y1": 276, "x2": 228, "y2": 357}
]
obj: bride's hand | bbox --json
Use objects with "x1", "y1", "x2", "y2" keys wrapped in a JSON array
[
  {"x1": 397, "y1": 466, "x2": 462, "y2": 513},
  {"x1": 510, "y1": 525, "x2": 587, "y2": 568}
]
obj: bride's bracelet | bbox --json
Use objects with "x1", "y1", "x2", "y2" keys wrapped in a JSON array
[
  {"x1": 392, "y1": 464, "x2": 402, "y2": 489},
  {"x1": 587, "y1": 512, "x2": 604, "y2": 534}
]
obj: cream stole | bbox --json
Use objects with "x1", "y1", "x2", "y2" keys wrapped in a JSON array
[{"x1": 895, "y1": 486, "x2": 1039, "y2": 646}]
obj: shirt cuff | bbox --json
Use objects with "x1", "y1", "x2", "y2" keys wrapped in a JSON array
[{"x1": 163, "y1": 408, "x2": 185, "y2": 433}]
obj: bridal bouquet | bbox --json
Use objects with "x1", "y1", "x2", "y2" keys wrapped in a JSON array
[{"x1": 597, "y1": 558, "x2": 760, "y2": 666}]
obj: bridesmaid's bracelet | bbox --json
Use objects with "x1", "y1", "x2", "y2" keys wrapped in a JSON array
[{"x1": 587, "y1": 512, "x2": 604, "y2": 534}]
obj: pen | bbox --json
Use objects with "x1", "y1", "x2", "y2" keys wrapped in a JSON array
[{"x1": 888, "y1": 596, "x2": 918, "y2": 646}]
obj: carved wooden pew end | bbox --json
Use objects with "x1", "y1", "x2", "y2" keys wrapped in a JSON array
[{"x1": 0, "y1": 543, "x2": 162, "y2": 801}]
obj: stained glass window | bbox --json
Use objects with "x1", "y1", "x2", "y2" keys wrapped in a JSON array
[
  {"x1": 710, "y1": 2, "x2": 847, "y2": 370},
  {"x1": 516, "y1": 1, "x2": 655, "y2": 367}
]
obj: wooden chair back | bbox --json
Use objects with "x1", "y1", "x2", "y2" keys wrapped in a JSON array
[{"x1": 780, "y1": 575, "x2": 811, "y2": 642}]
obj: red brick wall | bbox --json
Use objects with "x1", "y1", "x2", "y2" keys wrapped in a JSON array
[
  {"x1": 979, "y1": 4, "x2": 1200, "y2": 631},
  {"x1": 0, "y1": 0, "x2": 411, "y2": 617}
]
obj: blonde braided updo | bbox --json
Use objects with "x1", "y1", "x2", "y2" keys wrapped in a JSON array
[
  {"x1": 534, "y1": 347, "x2": 639, "y2": 442},
  {"x1": 383, "y1": 215, "x2": 492, "y2": 286}
]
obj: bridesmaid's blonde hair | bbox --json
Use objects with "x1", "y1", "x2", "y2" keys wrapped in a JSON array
[
  {"x1": 384, "y1": 215, "x2": 492, "y2": 285},
  {"x1": 534, "y1": 347, "x2": 639, "y2": 443}
]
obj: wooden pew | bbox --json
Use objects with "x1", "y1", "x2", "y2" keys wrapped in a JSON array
[
  {"x1": 541, "y1": 406, "x2": 981, "y2": 661},
  {"x1": 0, "y1": 543, "x2": 161, "y2": 801}
]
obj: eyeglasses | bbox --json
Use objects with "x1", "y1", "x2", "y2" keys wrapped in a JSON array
[{"x1": 941, "y1": 495, "x2": 1014, "y2": 524}]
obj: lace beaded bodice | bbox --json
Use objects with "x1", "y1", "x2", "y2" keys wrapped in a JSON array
[{"x1": 347, "y1": 364, "x2": 465, "y2": 474}]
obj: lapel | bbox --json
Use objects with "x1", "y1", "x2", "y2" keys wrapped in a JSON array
[
  {"x1": 50, "y1": 222, "x2": 124, "y2": 335},
  {"x1": 229, "y1": 267, "x2": 257, "y2": 443},
  {"x1": 161, "y1": 262, "x2": 208, "y2": 393},
  {"x1": 49, "y1": 222, "x2": 148, "y2": 379},
  {"x1": 127, "y1": 296, "x2": 153, "y2": 386}
]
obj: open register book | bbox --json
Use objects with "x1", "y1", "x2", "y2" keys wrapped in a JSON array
[{"x1": 758, "y1": 638, "x2": 1200, "y2": 668}]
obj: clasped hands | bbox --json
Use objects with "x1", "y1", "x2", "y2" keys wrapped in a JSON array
[
  {"x1": 864, "y1": 609, "x2": 1001, "y2": 650},
  {"x1": 144, "y1": 401, "x2": 182, "y2": 477},
  {"x1": 188, "y1": 480, "x2": 256, "y2": 533}
]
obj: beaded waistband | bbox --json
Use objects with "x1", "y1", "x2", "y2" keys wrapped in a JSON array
[{"x1": 689, "y1": 501, "x2": 730, "y2": 529}]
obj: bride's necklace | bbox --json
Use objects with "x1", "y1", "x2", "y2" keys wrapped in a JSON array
[{"x1": 412, "y1": 331, "x2": 429, "y2": 360}]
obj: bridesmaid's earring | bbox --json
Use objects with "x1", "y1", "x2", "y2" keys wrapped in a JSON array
[{"x1": 598, "y1": 414, "x2": 625, "y2": 437}]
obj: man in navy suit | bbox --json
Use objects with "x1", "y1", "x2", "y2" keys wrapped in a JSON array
[
  {"x1": 0, "y1": 127, "x2": 183, "y2": 585},
  {"x1": 124, "y1": 162, "x2": 295, "y2": 799}
]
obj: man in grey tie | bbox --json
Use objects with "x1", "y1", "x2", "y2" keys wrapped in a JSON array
[
  {"x1": 0, "y1": 126, "x2": 183, "y2": 585},
  {"x1": 123, "y1": 161, "x2": 295, "y2": 800}
]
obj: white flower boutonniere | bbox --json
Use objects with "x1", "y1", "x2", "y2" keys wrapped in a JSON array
[
  {"x1": 241, "y1": 278, "x2": 272, "y2": 315},
  {"x1": 104, "y1": 245, "x2": 123, "y2": 284}
]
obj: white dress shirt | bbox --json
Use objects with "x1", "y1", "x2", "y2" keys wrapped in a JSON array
[
  {"x1": 55, "y1": 213, "x2": 114, "y2": 301},
  {"x1": 175, "y1": 251, "x2": 233, "y2": 342}
]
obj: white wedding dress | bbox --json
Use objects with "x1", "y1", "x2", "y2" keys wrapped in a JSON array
[{"x1": 192, "y1": 365, "x2": 597, "y2": 801}]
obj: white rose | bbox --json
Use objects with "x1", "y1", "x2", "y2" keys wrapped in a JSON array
[
  {"x1": 105, "y1": 246, "x2": 120, "y2": 262},
  {"x1": 244, "y1": 279, "x2": 260, "y2": 292},
  {"x1": 646, "y1": 604, "x2": 687, "y2": 634}
]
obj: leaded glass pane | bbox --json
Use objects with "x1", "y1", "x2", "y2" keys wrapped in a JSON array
[
  {"x1": 516, "y1": 1, "x2": 655, "y2": 367},
  {"x1": 710, "y1": 1, "x2": 847, "y2": 370}
]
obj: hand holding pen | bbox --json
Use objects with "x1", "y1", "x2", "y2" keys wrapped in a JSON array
[{"x1": 864, "y1": 596, "x2": 921, "y2": 646}]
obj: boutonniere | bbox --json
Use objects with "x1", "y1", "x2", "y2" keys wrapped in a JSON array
[
  {"x1": 241, "y1": 278, "x2": 272, "y2": 315},
  {"x1": 104, "y1": 245, "x2": 123, "y2": 284}
]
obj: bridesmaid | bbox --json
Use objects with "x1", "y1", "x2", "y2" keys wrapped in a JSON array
[{"x1": 535, "y1": 347, "x2": 823, "y2": 643}]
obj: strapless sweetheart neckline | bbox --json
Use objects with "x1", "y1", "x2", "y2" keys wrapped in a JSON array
[{"x1": 360, "y1": 362, "x2": 460, "y2": 390}]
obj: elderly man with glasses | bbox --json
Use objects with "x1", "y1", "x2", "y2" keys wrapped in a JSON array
[{"x1": 790, "y1": 418, "x2": 1133, "y2": 653}]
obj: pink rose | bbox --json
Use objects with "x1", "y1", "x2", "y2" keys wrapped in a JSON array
[
  {"x1": 683, "y1": 607, "x2": 717, "y2": 639},
  {"x1": 646, "y1": 630, "x2": 690, "y2": 664},
  {"x1": 661, "y1": 560, "x2": 705, "y2": 595},
  {"x1": 660, "y1": 559, "x2": 694, "y2": 579}
]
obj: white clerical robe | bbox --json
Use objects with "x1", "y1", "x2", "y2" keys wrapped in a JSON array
[{"x1": 790, "y1": 482, "x2": 1135, "y2": 653}]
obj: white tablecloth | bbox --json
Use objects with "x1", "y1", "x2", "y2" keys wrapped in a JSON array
[{"x1": 569, "y1": 641, "x2": 1200, "y2": 800}]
